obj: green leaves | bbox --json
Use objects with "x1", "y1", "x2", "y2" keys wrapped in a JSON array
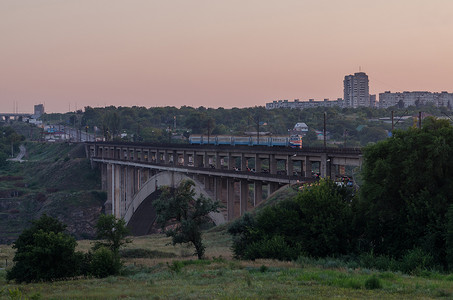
[
  {"x1": 95, "y1": 214, "x2": 131, "y2": 255},
  {"x1": 153, "y1": 180, "x2": 219, "y2": 259},
  {"x1": 359, "y1": 117, "x2": 453, "y2": 265},
  {"x1": 7, "y1": 215, "x2": 82, "y2": 283}
]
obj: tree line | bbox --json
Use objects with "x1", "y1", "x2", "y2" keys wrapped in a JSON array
[{"x1": 39, "y1": 103, "x2": 452, "y2": 147}]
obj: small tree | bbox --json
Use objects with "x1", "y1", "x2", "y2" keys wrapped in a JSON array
[
  {"x1": 94, "y1": 214, "x2": 131, "y2": 255},
  {"x1": 7, "y1": 214, "x2": 82, "y2": 283},
  {"x1": 153, "y1": 180, "x2": 219, "y2": 259}
]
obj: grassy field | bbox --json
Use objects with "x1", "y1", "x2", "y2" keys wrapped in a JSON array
[{"x1": 1, "y1": 229, "x2": 453, "y2": 299}]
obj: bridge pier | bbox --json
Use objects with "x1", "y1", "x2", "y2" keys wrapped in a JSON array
[
  {"x1": 254, "y1": 181, "x2": 262, "y2": 206},
  {"x1": 240, "y1": 180, "x2": 248, "y2": 216},
  {"x1": 227, "y1": 178, "x2": 235, "y2": 221}
]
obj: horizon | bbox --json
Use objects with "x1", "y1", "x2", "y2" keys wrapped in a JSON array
[{"x1": 2, "y1": 1, "x2": 453, "y2": 113}]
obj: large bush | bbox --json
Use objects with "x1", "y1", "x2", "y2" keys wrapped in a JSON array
[
  {"x1": 229, "y1": 180, "x2": 356, "y2": 260},
  {"x1": 90, "y1": 247, "x2": 121, "y2": 278},
  {"x1": 7, "y1": 215, "x2": 83, "y2": 283}
]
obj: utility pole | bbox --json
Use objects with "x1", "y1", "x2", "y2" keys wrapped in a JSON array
[
  {"x1": 207, "y1": 121, "x2": 210, "y2": 144},
  {"x1": 323, "y1": 112, "x2": 327, "y2": 148},
  {"x1": 257, "y1": 116, "x2": 260, "y2": 146}
]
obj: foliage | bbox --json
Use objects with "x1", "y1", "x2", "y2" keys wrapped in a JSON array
[
  {"x1": 446, "y1": 204, "x2": 453, "y2": 271},
  {"x1": 94, "y1": 214, "x2": 131, "y2": 255},
  {"x1": 153, "y1": 180, "x2": 220, "y2": 259},
  {"x1": 6, "y1": 215, "x2": 83, "y2": 283},
  {"x1": 89, "y1": 247, "x2": 122, "y2": 278},
  {"x1": 364, "y1": 275, "x2": 382, "y2": 290},
  {"x1": 359, "y1": 117, "x2": 453, "y2": 267},
  {"x1": 41, "y1": 105, "x2": 443, "y2": 146},
  {"x1": 229, "y1": 179, "x2": 356, "y2": 260}
]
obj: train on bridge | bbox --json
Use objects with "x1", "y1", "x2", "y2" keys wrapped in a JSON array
[{"x1": 189, "y1": 134, "x2": 303, "y2": 148}]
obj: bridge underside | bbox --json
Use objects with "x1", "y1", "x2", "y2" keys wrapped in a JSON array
[
  {"x1": 102, "y1": 166, "x2": 289, "y2": 232},
  {"x1": 126, "y1": 190, "x2": 161, "y2": 236}
]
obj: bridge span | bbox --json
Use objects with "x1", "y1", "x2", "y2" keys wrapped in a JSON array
[{"x1": 86, "y1": 142, "x2": 362, "y2": 227}]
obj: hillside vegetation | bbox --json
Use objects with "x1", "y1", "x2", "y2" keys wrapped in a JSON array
[{"x1": 0, "y1": 142, "x2": 103, "y2": 243}]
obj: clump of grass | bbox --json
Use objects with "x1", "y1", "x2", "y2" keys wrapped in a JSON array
[
  {"x1": 167, "y1": 261, "x2": 183, "y2": 274},
  {"x1": 259, "y1": 265, "x2": 268, "y2": 273},
  {"x1": 364, "y1": 275, "x2": 382, "y2": 290},
  {"x1": 244, "y1": 272, "x2": 252, "y2": 287}
]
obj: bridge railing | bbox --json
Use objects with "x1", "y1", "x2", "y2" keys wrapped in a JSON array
[{"x1": 87, "y1": 141, "x2": 362, "y2": 155}]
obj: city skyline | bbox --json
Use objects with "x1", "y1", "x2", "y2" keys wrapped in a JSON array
[{"x1": 1, "y1": 0, "x2": 453, "y2": 113}]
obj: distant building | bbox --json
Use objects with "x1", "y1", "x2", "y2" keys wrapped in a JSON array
[
  {"x1": 292, "y1": 122, "x2": 309, "y2": 133},
  {"x1": 33, "y1": 104, "x2": 44, "y2": 118},
  {"x1": 379, "y1": 91, "x2": 453, "y2": 109},
  {"x1": 265, "y1": 98, "x2": 344, "y2": 110},
  {"x1": 344, "y1": 72, "x2": 374, "y2": 107}
]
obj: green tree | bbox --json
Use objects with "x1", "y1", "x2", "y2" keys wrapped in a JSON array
[
  {"x1": 359, "y1": 117, "x2": 453, "y2": 266},
  {"x1": 153, "y1": 180, "x2": 219, "y2": 259},
  {"x1": 94, "y1": 214, "x2": 131, "y2": 255},
  {"x1": 6, "y1": 215, "x2": 83, "y2": 283}
]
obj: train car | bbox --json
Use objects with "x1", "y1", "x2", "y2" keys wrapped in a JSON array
[{"x1": 189, "y1": 134, "x2": 302, "y2": 148}]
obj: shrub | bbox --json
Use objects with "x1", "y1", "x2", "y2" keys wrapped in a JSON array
[
  {"x1": 7, "y1": 215, "x2": 83, "y2": 283},
  {"x1": 243, "y1": 235, "x2": 302, "y2": 261},
  {"x1": 399, "y1": 248, "x2": 434, "y2": 275},
  {"x1": 364, "y1": 275, "x2": 382, "y2": 290},
  {"x1": 90, "y1": 247, "x2": 121, "y2": 278}
]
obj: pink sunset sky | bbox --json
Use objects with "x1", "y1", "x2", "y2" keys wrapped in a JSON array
[{"x1": 1, "y1": 0, "x2": 453, "y2": 113}]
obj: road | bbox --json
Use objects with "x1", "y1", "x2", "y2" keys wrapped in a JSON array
[{"x1": 8, "y1": 145, "x2": 26, "y2": 162}]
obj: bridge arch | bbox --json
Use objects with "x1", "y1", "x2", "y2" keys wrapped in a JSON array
[{"x1": 124, "y1": 171, "x2": 226, "y2": 235}]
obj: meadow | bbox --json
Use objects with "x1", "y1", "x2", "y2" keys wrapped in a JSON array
[{"x1": 1, "y1": 228, "x2": 453, "y2": 299}]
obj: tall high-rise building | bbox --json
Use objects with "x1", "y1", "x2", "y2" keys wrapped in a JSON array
[
  {"x1": 343, "y1": 72, "x2": 370, "y2": 108},
  {"x1": 34, "y1": 104, "x2": 44, "y2": 118}
]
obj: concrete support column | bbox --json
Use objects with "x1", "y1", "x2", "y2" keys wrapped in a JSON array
[
  {"x1": 320, "y1": 154, "x2": 328, "y2": 178},
  {"x1": 127, "y1": 167, "x2": 134, "y2": 208},
  {"x1": 330, "y1": 164, "x2": 337, "y2": 179},
  {"x1": 154, "y1": 151, "x2": 160, "y2": 163},
  {"x1": 270, "y1": 155, "x2": 277, "y2": 174},
  {"x1": 254, "y1": 181, "x2": 262, "y2": 206},
  {"x1": 216, "y1": 155, "x2": 221, "y2": 169},
  {"x1": 227, "y1": 179, "x2": 235, "y2": 221},
  {"x1": 228, "y1": 153, "x2": 235, "y2": 170},
  {"x1": 304, "y1": 157, "x2": 312, "y2": 177},
  {"x1": 286, "y1": 155, "x2": 294, "y2": 176},
  {"x1": 114, "y1": 165, "x2": 121, "y2": 218},
  {"x1": 215, "y1": 177, "x2": 222, "y2": 201},
  {"x1": 106, "y1": 164, "x2": 113, "y2": 215},
  {"x1": 101, "y1": 164, "x2": 108, "y2": 191},
  {"x1": 255, "y1": 155, "x2": 262, "y2": 173},
  {"x1": 240, "y1": 180, "x2": 248, "y2": 216},
  {"x1": 204, "y1": 152, "x2": 210, "y2": 168},
  {"x1": 194, "y1": 154, "x2": 202, "y2": 168},
  {"x1": 241, "y1": 154, "x2": 247, "y2": 171},
  {"x1": 183, "y1": 151, "x2": 189, "y2": 166}
]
